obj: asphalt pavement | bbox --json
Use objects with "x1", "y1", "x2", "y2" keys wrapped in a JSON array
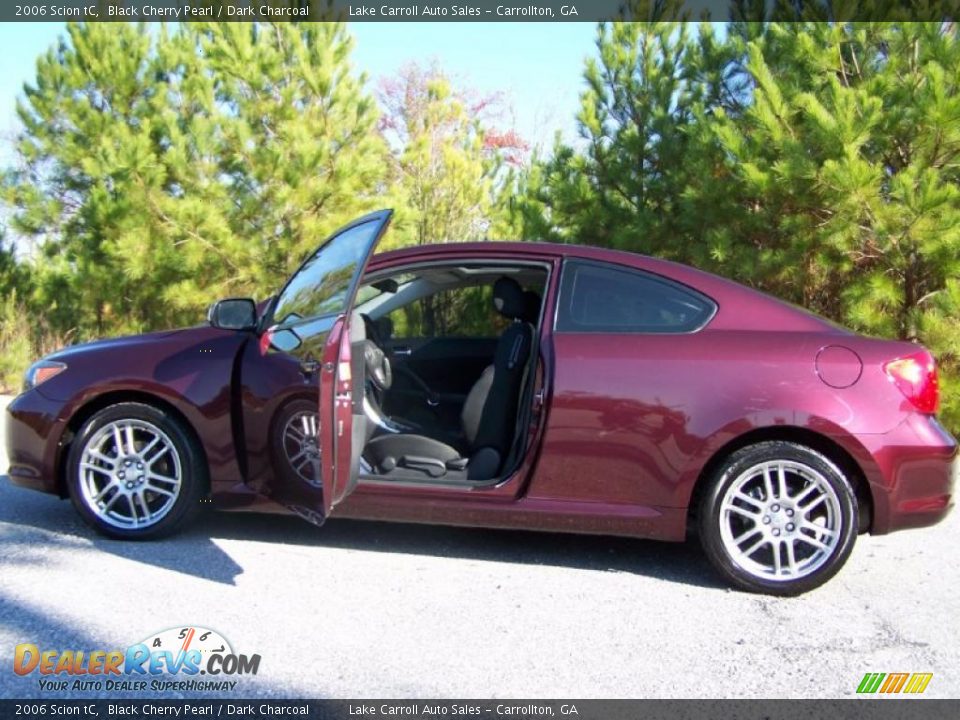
[{"x1": 1, "y1": 394, "x2": 958, "y2": 699}]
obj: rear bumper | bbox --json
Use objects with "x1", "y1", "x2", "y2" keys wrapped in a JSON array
[
  {"x1": 4, "y1": 389, "x2": 68, "y2": 497},
  {"x1": 854, "y1": 414, "x2": 957, "y2": 535}
]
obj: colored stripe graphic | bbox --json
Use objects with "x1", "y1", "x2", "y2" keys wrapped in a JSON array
[
  {"x1": 903, "y1": 673, "x2": 933, "y2": 694},
  {"x1": 857, "y1": 672, "x2": 932, "y2": 694},
  {"x1": 857, "y1": 673, "x2": 885, "y2": 694},
  {"x1": 880, "y1": 673, "x2": 909, "y2": 693}
]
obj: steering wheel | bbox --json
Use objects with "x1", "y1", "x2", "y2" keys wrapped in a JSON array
[
  {"x1": 359, "y1": 313, "x2": 435, "y2": 406},
  {"x1": 363, "y1": 340, "x2": 393, "y2": 391}
]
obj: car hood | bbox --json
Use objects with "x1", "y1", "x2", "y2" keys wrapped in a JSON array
[{"x1": 46, "y1": 326, "x2": 207, "y2": 361}]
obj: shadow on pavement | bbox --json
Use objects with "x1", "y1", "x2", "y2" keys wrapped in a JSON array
[
  {"x1": 0, "y1": 484, "x2": 244, "y2": 585},
  {"x1": 1, "y1": 480, "x2": 724, "y2": 590},
  {"x1": 206, "y1": 510, "x2": 725, "y2": 589}
]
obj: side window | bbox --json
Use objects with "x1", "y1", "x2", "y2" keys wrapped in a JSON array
[
  {"x1": 272, "y1": 221, "x2": 381, "y2": 326},
  {"x1": 389, "y1": 286, "x2": 509, "y2": 339},
  {"x1": 556, "y1": 261, "x2": 715, "y2": 333}
]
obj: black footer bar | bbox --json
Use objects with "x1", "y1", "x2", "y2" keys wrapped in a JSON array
[{"x1": 3, "y1": 699, "x2": 960, "y2": 720}]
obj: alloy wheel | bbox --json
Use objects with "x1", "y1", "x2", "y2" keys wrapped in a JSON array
[
  {"x1": 282, "y1": 410, "x2": 321, "y2": 486},
  {"x1": 76, "y1": 419, "x2": 182, "y2": 530},
  {"x1": 718, "y1": 459, "x2": 843, "y2": 582}
]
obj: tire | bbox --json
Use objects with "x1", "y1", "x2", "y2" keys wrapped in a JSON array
[
  {"x1": 271, "y1": 397, "x2": 321, "y2": 489},
  {"x1": 698, "y1": 441, "x2": 858, "y2": 596},
  {"x1": 66, "y1": 402, "x2": 207, "y2": 540}
]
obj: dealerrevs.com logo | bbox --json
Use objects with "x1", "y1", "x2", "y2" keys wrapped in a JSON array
[{"x1": 13, "y1": 626, "x2": 261, "y2": 693}]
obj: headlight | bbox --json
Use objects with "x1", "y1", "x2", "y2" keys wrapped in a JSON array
[{"x1": 23, "y1": 360, "x2": 67, "y2": 392}]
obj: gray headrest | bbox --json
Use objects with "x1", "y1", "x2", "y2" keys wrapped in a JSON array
[{"x1": 492, "y1": 277, "x2": 525, "y2": 319}]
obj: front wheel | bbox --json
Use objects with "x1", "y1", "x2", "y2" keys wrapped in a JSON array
[
  {"x1": 66, "y1": 402, "x2": 207, "y2": 540},
  {"x1": 698, "y1": 441, "x2": 858, "y2": 596}
]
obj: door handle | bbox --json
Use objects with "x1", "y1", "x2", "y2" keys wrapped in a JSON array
[{"x1": 392, "y1": 347, "x2": 412, "y2": 356}]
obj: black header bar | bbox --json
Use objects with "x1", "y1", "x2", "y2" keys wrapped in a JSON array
[{"x1": 2, "y1": 0, "x2": 958, "y2": 23}]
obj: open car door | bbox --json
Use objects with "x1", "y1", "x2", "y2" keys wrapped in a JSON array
[{"x1": 257, "y1": 209, "x2": 392, "y2": 525}]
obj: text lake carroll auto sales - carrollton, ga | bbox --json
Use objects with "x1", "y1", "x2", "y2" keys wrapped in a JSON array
[
  {"x1": 349, "y1": 705, "x2": 580, "y2": 716},
  {"x1": 11, "y1": 627, "x2": 261, "y2": 694},
  {"x1": 348, "y1": 5, "x2": 578, "y2": 17}
]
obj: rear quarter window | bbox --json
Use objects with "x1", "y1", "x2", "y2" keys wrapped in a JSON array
[{"x1": 555, "y1": 260, "x2": 716, "y2": 334}]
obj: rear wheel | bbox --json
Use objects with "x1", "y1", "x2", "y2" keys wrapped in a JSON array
[
  {"x1": 272, "y1": 398, "x2": 321, "y2": 488},
  {"x1": 67, "y1": 402, "x2": 206, "y2": 539},
  {"x1": 698, "y1": 441, "x2": 858, "y2": 596}
]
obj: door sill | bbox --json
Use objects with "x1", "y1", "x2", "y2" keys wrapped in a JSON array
[{"x1": 358, "y1": 469, "x2": 502, "y2": 490}]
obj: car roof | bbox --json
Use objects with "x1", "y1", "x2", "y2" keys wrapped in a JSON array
[{"x1": 372, "y1": 240, "x2": 686, "y2": 278}]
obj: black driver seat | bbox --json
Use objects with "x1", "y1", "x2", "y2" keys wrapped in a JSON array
[{"x1": 364, "y1": 276, "x2": 534, "y2": 480}]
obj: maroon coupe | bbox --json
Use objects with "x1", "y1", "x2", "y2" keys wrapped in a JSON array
[{"x1": 4, "y1": 210, "x2": 956, "y2": 594}]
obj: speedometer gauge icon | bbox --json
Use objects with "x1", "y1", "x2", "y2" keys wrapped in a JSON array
[{"x1": 139, "y1": 626, "x2": 233, "y2": 659}]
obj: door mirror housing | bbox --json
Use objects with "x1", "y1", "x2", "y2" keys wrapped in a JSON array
[{"x1": 207, "y1": 298, "x2": 258, "y2": 331}]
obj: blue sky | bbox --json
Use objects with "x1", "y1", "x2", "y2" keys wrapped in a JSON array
[{"x1": 0, "y1": 22, "x2": 598, "y2": 159}]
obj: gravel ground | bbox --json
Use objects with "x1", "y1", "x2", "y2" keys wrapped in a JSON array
[{"x1": 1, "y1": 393, "x2": 958, "y2": 700}]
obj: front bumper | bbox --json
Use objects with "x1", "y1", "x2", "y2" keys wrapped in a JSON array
[
  {"x1": 4, "y1": 389, "x2": 69, "y2": 496},
  {"x1": 855, "y1": 414, "x2": 957, "y2": 535}
]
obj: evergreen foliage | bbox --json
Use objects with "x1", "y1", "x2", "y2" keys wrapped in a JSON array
[{"x1": 5, "y1": 22, "x2": 385, "y2": 337}]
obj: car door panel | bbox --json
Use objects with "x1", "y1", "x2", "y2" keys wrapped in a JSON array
[{"x1": 240, "y1": 210, "x2": 393, "y2": 523}]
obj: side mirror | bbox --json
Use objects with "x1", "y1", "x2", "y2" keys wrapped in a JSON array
[
  {"x1": 207, "y1": 298, "x2": 258, "y2": 331},
  {"x1": 268, "y1": 327, "x2": 303, "y2": 353}
]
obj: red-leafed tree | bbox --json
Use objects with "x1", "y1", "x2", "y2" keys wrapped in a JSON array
[{"x1": 376, "y1": 62, "x2": 527, "y2": 248}]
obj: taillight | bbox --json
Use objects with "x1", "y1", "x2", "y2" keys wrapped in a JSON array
[{"x1": 883, "y1": 350, "x2": 939, "y2": 414}]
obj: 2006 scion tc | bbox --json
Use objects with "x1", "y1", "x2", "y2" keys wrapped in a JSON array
[{"x1": 4, "y1": 210, "x2": 956, "y2": 595}]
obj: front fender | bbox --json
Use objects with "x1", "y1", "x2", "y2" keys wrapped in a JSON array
[{"x1": 40, "y1": 328, "x2": 250, "y2": 491}]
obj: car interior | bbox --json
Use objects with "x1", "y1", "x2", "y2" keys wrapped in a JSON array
[{"x1": 351, "y1": 262, "x2": 549, "y2": 484}]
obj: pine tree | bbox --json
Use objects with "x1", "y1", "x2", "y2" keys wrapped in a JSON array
[
  {"x1": 0, "y1": 233, "x2": 29, "y2": 301},
  {"x1": 514, "y1": 18, "x2": 742, "y2": 258},
  {"x1": 181, "y1": 22, "x2": 387, "y2": 286},
  {"x1": 5, "y1": 22, "x2": 387, "y2": 337},
  {"x1": 711, "y1": 22, "x2": 960, "y2": 426}
]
